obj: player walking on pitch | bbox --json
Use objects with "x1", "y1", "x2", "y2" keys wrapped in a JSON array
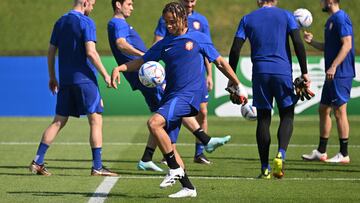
[
  {"x1": 29, "y1": 0, "x2": 117, "y2": 177},
  {"x1": 302, "y1": 0, "x2": 355, "y2": 164},
  {"x1": 111, "y1": 2, "x2": 247, "y2": 198},
  {"x1": 229, "y1": 0, "x2": 310, "y2": 179}
]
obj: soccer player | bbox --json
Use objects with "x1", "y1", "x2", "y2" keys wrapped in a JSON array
[
  {"x1": 229, "y1": 0, "x2": 310, "y2": 179},
  {"x1": 29, "y1": 0, "x2": 117, "y2": 177},
  {"x1": 302, "y1": 0, "x2": 355, "y2": 164},
  {"x1": 107, "y1": 0, "x2": 230, "y2": 172},
  {"x1": 111, "y1": 2, "x2": 247, "y2": 198},
  {"x1": 153, "y1": 0, "x2": 214, "y2": 164}
]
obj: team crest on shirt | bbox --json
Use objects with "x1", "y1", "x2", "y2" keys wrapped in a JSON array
[
  {"x1": 193, "y1": 21, "x2": 201, "y2": 30},
  {"x1": 185, "y1": 41, "x2": 194, "y2": 51}
]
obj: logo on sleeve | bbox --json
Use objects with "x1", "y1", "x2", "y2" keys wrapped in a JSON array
[
  {"x1": 193, "y1": 21, "x2": 201, "y2": 30},
  {"x1": 329, "y1": 22, "x2": 333, "y2": 30},
  {"x1": 185, "y1": 41, "x2": 194, "y2": 51}
]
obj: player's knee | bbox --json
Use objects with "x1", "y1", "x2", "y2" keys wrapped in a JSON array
[{"x1": 147, "y1": 117, "x2": 164, "y2": 132}]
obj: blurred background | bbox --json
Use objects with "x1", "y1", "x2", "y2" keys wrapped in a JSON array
[{"x1": 0, "y1": 0, "x2": 359, "y2": 116}]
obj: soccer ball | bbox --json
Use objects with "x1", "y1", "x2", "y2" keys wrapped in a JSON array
[
  {"x1": 241, "y1": 103, "x2": 257, "y2": 121},
  {"x1": 138, "y1": 61, "x2": 165, "y2": 88},
  {"x1": 294, "y1": 8, "x2": 313, "y2": 28}
]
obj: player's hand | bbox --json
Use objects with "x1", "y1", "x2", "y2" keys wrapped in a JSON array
[
  {"x1": 111, "y1": 67, "x2": 121, "y2": 89},
  {"x1": 303, "y1": 31, "x2": 313, "y2": 44},
  {"x1": 104, "y1": 74, "x2": 111, "y2": 88},
  {"x1": 49, "y1": 78, "x2": 58, "y2": 95},
  {"x1": 206, "y1": 75, "x2": 213, "y2": 92},
  {"x1": 294, "y1": 76, "x2": 315, "y2": 101},
  {"x1": 326, "y1": 65, "x2": 337, "y2": 81},
  {"x1": 226, "y1": 82, "x2": 248, "y2": 105}
]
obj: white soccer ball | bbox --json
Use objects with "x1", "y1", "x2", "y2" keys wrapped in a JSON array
[
  {"x1": 138, "y1": 61, "x2": 165, "y2": 88},
  {"x1": 294, "y1": 8, "x2": 313, "y2": 28},
  {"x1": 241, "y1": 103, "x2": 257, "y2": 121}
]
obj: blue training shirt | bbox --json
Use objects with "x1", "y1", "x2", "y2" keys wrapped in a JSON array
[
  {"x1": 50, "y1": 10, "x2": 98, "y2": 85},
  {"x1": 143, "y1": 30, "x2": 219, "y2": 110},
  {"x1": 154, "y1": 11, "x2": 211, "y2": 38},
  {"x1": 107, "y1": 17, "x2": 147, "y2": 90},
  {"x1": 324, "y1": 10, "x2": 355, "y2": 78},
  {"x1": 235, "y1": 6, "x2": 299, "y2": 76}
]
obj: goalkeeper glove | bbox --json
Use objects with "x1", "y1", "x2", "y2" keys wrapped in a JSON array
[
  {"x1": 225, "y1": 83, "x2": 248, "y2": 105},
  {"x1": 294, "y1": 76, "x2": 315, "y2": 101}
]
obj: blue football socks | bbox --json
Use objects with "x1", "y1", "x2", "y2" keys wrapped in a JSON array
[
  {"x1": 195, "y1": 143, "x2": 205, "y2": 157},
  {"x1": 34, "y1": 142, "x2": 49, "y2": 165},
  {"x1": 92, "y1": 147, "x2": 103, "y2": 170}
]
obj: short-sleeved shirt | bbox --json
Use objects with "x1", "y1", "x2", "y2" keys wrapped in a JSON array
[
  {"x1": 107, "y1": 17, "x2": 147, "y2": 90},
  {"x1": 324, "y1": 10, "x2": 355, "y2": 78},
  {"x1": 50, "y1": 10, "x2": 98, "y2": 85},
  {"x1": 154, "y1": 11, "x2": 211, "y2": 38},
  {"x1": 143, "y1": 30, "x2": 220, "y2": 110},
  {"x1": 235, "y1": 6, "x2": 299, "y2": 76}
]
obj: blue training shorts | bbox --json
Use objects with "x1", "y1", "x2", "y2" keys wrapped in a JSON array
[
  {"x1": 56, "y1": 83, "x2": 103, "y2": 117},
  {"x1": 252, "y1": 74, "x2": 297, "y2": 110},
  {"x1": 320, "y1": 78, "x2": 353, "y2": 107},
  {"x1": 200, "y1": 80, "x2": 209, "y2": 103},
  {"x1": 156, "y1": 96, "x2": 198, "y2": 143}
]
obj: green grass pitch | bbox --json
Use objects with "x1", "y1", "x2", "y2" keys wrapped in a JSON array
[{"x1": 0, "y1": 116, "x2": 360, "y2": 202}]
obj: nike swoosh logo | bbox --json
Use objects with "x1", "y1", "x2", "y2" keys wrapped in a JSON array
[{"x1": 165, "y1": 47, "x2": 172, "y2": 52}]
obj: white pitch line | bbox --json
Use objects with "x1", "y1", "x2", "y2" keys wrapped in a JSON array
[
  {"x1": 88, "y1": 176, "x2": 120, "y2": 203},
  {"x1": 1, "y1": 142, "x2": 360, "y2": 148},
  {"x1": 120, "y1": 175, "x2": 360, "y2": 182}
]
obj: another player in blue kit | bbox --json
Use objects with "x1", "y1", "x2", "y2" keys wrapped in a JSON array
[
  {"x1": 302, "y1": 0, "x2": 355, "y2": 164},
  {"x1": 154, "y1": 0, "x2": 214, "y2": 164},
  {"x1": 29, "y1": 0, "x2": 117, "y2": 177},
  {"x1": 107, "y1": 0, "x2": 230, "y2": 173},
  {"x1": 111, "y1": 2, "x2": 247, "y2": 198},
  {"x1": 229, "y1": 0, "x2": 311, "y2": 179}
]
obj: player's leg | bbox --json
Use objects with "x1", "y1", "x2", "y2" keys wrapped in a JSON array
[
  {"x1": 30, "y1": 85, "x2": 71, "y2": 176},
  {"x1": 193, "y1": 102, "x2": 210, "y2": 164},
  {"x1": 252, "y1": 74, "x2": 272, "y2": 179},
  {"x1": 30, "y1": 115, "x2": 68, "y2": 176},
  {"x1": 272, "y1": 75, "x2": 297, "y2": 178},
  {"x1": 148, "y1": 113, "x2": 185, "y2": 188},
  {"x1": 326, "y1": 78, "x2": 352, "y2": 163},
  {"x1": 137, "y1": 85, "x2": 164, "y2": 171}
]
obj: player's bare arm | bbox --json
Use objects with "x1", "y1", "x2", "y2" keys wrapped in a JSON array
[
  {"x1": 204, "y1": 58, "x2": 213, "y2": 91},
  {"x1": 304, "y1": 31, "x2": 325, "y2": 51},
  {"x1": 327, "y1": 36, "x2": 352, "y2": 80},
  {"x1": 111, "y1": 58, "x2": 144, "y2": 88},
  {"x1": 47, "y1": 44, "x2": 58, "y2": 94},
  {"x1": 116, "y1": 38, "x2": 144, "y2": 56},
  {"x1": 85, "y1": 41, "x2": 111, "y2": 86}
]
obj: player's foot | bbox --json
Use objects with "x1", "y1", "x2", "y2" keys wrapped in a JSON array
[
  {"x1": 301, "y1": 149, "x2": 327, "y2": 161},
  {"x1": 160, "y1": 158, "x2": 168, "y2": 165},
  {"x1": 91, "y1": 166, "x2": 118, "y2": 176},
  {"x1": 168, "y1": 187, "x2": 197, "y2": 198},
  {"x1": 325, "y1": 152, "x2": 350, "y2": 164},
  {"x1": 193, "y1": 153, "x2": 211, "y2": 165},
  {"x1": 273, "y1": 153, "x2": 284, "y2": 179},
  {"x1": 257, "y1": 168, "x2": 271, "y2": 179},
  {"x1": 160, "y1": 167, "x2": 185, "y2": 188},
  {"x1": 137, "y1": 160, "x2": 163, "y2": 172},
  {"x1": 204, "y1": 135, "x2": 231, "y2": 153},
  {"x1": 29, "y1": 160, "x2": 52, "y2": 176}
]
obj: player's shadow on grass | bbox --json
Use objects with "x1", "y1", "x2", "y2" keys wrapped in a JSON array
[
  {"x1": 46, "y1": 158, "x2": 138, "y2": 164},
  {"x1": 7, "y1": 191, "x2": 163, "y2": 199},
  {"x1": 182, "y1": 156, "x2": 259, "y2": 162},
  {"x1": 287, "y1": 167, "x2": 360, "y2": 173}
]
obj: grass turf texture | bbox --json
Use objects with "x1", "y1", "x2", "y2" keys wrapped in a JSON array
[
  {"x1": 0, "y1": 116, "x2": 360, "y2": 202},
  {"x1": 0, "y1": 0, "x2": 359, "y2": 55}
]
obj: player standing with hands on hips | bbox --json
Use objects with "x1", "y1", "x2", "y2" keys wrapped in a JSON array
[
  {"x1": 229, "y1": 0, "x2": 311, "y2": 179},
  {"x1": 29, "y1": 0, "x2": 117, "y2": 177},
  {"x1": 111, "y1": 2, "x2": 247, "y2": 198},
  {"x1": 302, "y1": 0, "x2": 355, "y2": 164}
]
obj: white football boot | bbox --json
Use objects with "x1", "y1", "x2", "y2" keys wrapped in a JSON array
[
  {"x1": 160, "y1": 167, "x2": 185, "y2": 188},
  {"x1": 301, "y1": 149, "x2": 327, "y2": 161},
  {"x1": 168, "y1": 187, "x2": 197, "y2": 198},
  {"x1": 325, "y1": 152, "x2": 350, "y2": 164}
]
